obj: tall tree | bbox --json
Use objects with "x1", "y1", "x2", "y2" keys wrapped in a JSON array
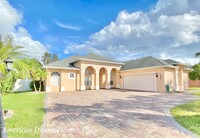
[
  {"x1": 195, "y1": 52, "x2": 200, "y2": 57},
  {"x1": 41, "y1": 52, "x2": 59, "y2": 65},
  {"x1": 189, "y1": 64, "x2": 200, "y2": 80},
  {"x1": 41, "y1": 52, "x2": 51, "y2": 65},
  {"x1": 52, "y1": 54, "x2": 59, "y2": 62}
]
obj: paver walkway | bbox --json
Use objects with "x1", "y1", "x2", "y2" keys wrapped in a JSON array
[{"x1": 42, "y1": 90, "x2": 199, "y2": 138}]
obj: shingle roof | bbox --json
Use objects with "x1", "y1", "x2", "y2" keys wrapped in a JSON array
[
  {"x1": 43, "y1": 55, "x2": 80, "y2": 69},
  {"x1": 44, "y1": 53, "x2": 184, "y2": 70},
  {"x1": 121, "y1": 56, "x2": 171, "y2": 71},
  {"x1": 43, "y1": 53, "x2": 122, "y2": 69},
  {"x1": 80, "y1": 53, "x2": 118, "y2": 63},
  {"x1": 163, "y1": 59, "x2": 181, "y2": 65}
]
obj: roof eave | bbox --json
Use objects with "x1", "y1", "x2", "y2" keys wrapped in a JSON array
[
  {"x1": 43, "y1": 66, "x2": 80, "y2": 70},
  {"x1": 120, "y1": 65, "x2": 176, "y2": 72},
  {"x1": 78, "y1": 58, "x2": 125, "y2": 65}
]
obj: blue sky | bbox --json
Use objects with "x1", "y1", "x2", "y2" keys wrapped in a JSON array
[
  {"x1": 8, "y1": 0, "x2": 157, "y2": 58},
  {"x1": 1, "y1": 0, "x2": 200, "y2": 64}
]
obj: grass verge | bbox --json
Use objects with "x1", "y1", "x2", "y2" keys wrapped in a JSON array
[
  {"x1": 2, "y1": 92, "x2": 45, "y2": 138},
  {"x1": 170, "y1": 93, "x2": 200, "y2": 136},
  {"x1": 188, "y1": 87, "x2": 200, "y2": 91}
]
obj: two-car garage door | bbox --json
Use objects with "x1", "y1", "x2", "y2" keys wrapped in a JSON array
[{"x1": 123, "y1": 73, "x2": 156, "y2": 91}]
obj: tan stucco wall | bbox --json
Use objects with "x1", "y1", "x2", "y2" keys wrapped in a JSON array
[
  {"x1": 75, "y1": 60, "x2": 121, "y2": 90},
  {"x1": 183, "y1": 70, "x2": 189, "y2": 89},
  {"x1": 120, "y1": 67, "x2": 165, "y2": 92},
  {"x1": 164, "y1": 68, "x2": 175, "y2": 91},
  {"x1": 163, "y1": 66, "x2": 189, "y2": 91},
  {"x1": 45, "y1": 60, "x2": 189, "y2": 93},
  {"x1": 45, "y1": 68, "x2": 80, "y2": 92},
  {"x1": 45, "y1": 69, "x2": 61, "y2": 92}
]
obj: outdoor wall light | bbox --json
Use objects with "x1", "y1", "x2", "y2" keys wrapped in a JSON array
[{"x1": 156, "y1": 73, "x2": 158, "y2": 78}]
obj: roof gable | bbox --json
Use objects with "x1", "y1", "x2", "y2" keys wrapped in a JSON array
[
  {"x1": 163, "y1": 59, "x2": 181, "y2": 65},
  {"x1": 80, "y1": 53, "x2": 118, "y2": 63},
  {"x1": 43, "y1": 55, "x2": 80, "y2": 69},
  {"x1": 121, "y1": 56, "x2": 171, "y2": 70}
]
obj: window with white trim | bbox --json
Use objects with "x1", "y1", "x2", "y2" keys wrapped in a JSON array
[
  {"x1": 69, "y1": 73, "x2": 75, "y2": 79},
  {"x1": 50, "y1": 72, "x2": 60, "y2": 86}
]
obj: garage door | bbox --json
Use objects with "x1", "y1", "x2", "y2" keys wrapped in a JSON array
[{"x1": 124, "y1": 73, "x2": 156, "y2": 91}]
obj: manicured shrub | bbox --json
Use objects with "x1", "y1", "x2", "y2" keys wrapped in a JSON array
[{"x1": 0, "y1": 72, "x2": 16, "y2": 93}]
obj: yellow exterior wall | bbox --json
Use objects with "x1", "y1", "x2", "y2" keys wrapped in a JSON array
[
  {"x1": 183, "y1": 70, "x2": 189, "y2": 89},
  {"x1": 45, "y1": 60, "x2": 189, "y2": 93},
  {"x1": 164, "y1": 68, "x2": 175, "y2": 91},
  {"x1": 163, "y1": 66, "x2": 189, "y2": 91},
  {"x1": 45, "y1": 68, "x2": 80, "y2": 92},
  {"x1": 120, "y1": 67, "x2": 165, "y2": 92},
  {"x1": 45, "y1": 69, "x2": 61, "y2": 92},
  {"x1": 76, "y1": 60, "x2": 121, "y2": 90}
]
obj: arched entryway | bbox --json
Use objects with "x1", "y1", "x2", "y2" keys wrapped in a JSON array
[
  {"x1": 99, "y1": 67, "x2": 107, "y2": 89},
  {"x1": 110, "y1": 68, "x2": 118, "y2": 88},
  {"x1": 85, "y1": 66, "x2": 96, "y2": 90}
]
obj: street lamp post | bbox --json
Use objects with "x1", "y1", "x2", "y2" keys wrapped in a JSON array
[{"x1": 0, "y1": 57, "x2": 13, "y2": 138}]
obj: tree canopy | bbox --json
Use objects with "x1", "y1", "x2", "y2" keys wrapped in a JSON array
[
  {"x1": 189, "y1": 64, "x2": 200, "y2": 80},
  {"x1": 41, "y1": 52, "x2": 59, "y2": 65}
]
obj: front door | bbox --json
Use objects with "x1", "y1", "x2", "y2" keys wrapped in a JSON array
[{"x1": 85, "y1": 76, "x2": 92, "y2": 90}]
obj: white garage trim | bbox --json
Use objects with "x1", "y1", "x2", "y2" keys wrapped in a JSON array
[{"x1": 123, "y1": 72, "x2": 156, "y2": 92}]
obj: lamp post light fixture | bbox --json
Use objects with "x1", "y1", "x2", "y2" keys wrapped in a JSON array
[
  {"x1": 0, "y1": 57, "x2": 13, "y2": 138},
  {"x1": 4, "y1": 57, "x2": 13, "y2": 72}
]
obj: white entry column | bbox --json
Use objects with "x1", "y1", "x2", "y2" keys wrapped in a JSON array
[{"x1": 106, "y1": 72, "x2": 111, "y2": 89}]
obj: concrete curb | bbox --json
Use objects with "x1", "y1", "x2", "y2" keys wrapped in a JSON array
[
  {"x1": 164, "y1": 107, "x2": 198, "y2": 138},
  {"x1": 41, "y1": 92, "x2": 48, "y2": 138}
]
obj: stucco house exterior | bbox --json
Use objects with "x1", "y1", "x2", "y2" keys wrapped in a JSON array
[{"x1": 43, "y1": 53, "x2": 190, "y2": 92}]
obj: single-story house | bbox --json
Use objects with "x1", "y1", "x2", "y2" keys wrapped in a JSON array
[{"x1": 43, "y1": 53, "x2": 190, "y2": 92}]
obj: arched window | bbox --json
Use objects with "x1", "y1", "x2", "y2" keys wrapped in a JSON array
[
  {"x1": 50, "y1": 72, "x2": 60, "y2": 86},
  {"x1": 69, "y1": 73, "x2": 75, "y2": 79}
]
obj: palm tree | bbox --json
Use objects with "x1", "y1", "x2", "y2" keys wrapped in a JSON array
[
  {"x1": 0, "y1": 34, "x2": 27, "y2": 93},
  {"x1": 0, "y1": 35, "x2": 26, "y2": 61},
  {"x1": 36, "y1": 69, "x2": 47, "y2": 92},
  {"x1": 21, "y1": 59, "x2": 45, "y2": 92}
]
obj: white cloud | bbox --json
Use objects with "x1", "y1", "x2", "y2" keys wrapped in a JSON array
[
  {"x1": 0, "y1": 0, "x2": 22, "y2": 34},
  {"x1": 64, "y1": 0, "x2": 200, "y2": 64},
  {"x1": 0, "y1": 0, "x2": 47, "y2": 59},
  {"x1": 12, "y1": 27, "x2": 47, "y2": 59},
  {"x1": 55, "y1": 20, "x2": 82, "y2": 31}
]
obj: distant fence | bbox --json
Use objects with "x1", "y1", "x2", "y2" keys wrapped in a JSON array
[
  {"x1": 13, "y1": 79, "x2": 32, "y2": 92},
  {"x1": 189, "y1": 80, "x2": 200, "y2": 87}
]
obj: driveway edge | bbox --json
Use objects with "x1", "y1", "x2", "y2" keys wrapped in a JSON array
[
  {"x1": 164, "y1": 107, "x2": 198, "y2": 138},
  {"x1": 41, "y1": 92, "x2": 48, "y2": 138}
]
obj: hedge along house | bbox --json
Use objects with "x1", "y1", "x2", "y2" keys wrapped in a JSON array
[{"x1": 43, "y1": 53, "x2": 190, "y2": 92}]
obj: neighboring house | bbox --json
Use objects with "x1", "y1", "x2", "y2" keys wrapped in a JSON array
[{"x1": 43, "y1": 53, "x2": 190, "y2": 92}]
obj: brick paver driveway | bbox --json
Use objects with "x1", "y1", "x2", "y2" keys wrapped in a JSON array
[{"x1": 42, "y1": 90, "x2": 198, "y2": 138}]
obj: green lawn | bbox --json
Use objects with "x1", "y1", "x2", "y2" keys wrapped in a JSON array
[
  {"x1": 193, "y1": 92, "x2": 200, "y2": 96},
  {"x1": 189, "y1": 87, "x2": 200, "y2": 91},
  {"x1": 2, "y1": 92, "x2": 45, "y2": 138},
  {"x1": 170, "y1": 94, "x2": 200, "y2": 136}
]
